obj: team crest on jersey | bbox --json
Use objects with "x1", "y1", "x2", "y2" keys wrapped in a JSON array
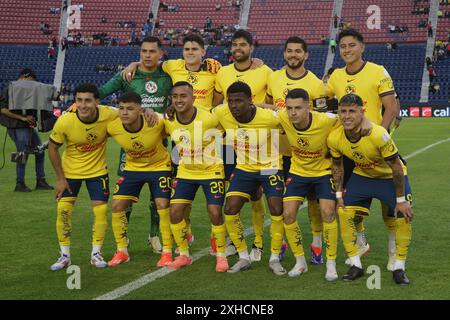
[
  {"x1": 187, "y1": 73, "x2": 198, "y2": 85},
  {"x1": 237, "y1": 129, "x2": 249, "y2": 141},
  {"x1": 345, "y1": 84, "x2": 357, "y2": 94},
  {"x1": 352, "y1": 151, "x2": 365, "y2": 161},
  {"x1": 86, "y1": 132, "x2": 97, "y2": 142},
  {"x1": 296, "y1": 137, "x2": 309, "y2": 148},
  {"x1": 132, "y1": 140, "x2": 144, "y2": 150},
  {"x1": 145, "y1": 81, "x2": 158, "y2": 94}
]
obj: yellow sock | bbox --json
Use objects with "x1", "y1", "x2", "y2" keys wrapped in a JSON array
[
  {"x1": 184, "y1": 204, "x2": 192, "y2": 236},
  {"x1": 170, "y1": 220, "x2": 189, "y2": 256},
  {"x1": 224, "y1": 214, "x2": 247, "y2": 252},
  {"x1": 308, "y1": 199, "x2": 322, "y2": 237},
  {"x1": 284, "y1": 221, "x2": 304, "y2": 257},
  {"x1": 323, "y1": 219, "x2": 338, "y2": 260},
  {"x1": 395, "y1": 218, "x2": 412, "y2": 260},
  {"x1": 56, "y1": 201, "x2": 74, "y2": 247},
  {"x1": 355, "y1": 215, "x2": 365, "y2": 233},
  {"x1": 112, "y1": 211, "x2": 128, "y2": 250},
  {"x1": 338, "y1": 207, "x2": 359, "y2": 257},
  {"x1": 158, "y1": 208, "x2": 173, "y2": 252},
  {"x1": 270, "y1": 215, "x2": 284, "y2": 254},
  {"x1": 211, "y1": 224, "x2": 227, "y2": 257},
  {"x1": 383, "y1": 211, "x2": 397, "y2": 233},
  {"x1": 251, "y1": 198, "x2": 265, "y2": 248},
  {"x1": 92, "y1": 204, "x2": 108, "y2": 247}
]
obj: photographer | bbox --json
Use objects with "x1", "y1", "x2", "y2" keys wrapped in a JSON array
[{"x1": 0, "y1": 68, "x2": 53, "y2": 192}]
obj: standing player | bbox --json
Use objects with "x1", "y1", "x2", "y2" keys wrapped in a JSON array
[
  {"x1": 213, "y1": 29, "x2": 274, "y2": 262},
  {"x1": 212, "y1": 82, "x2": 285, "y2": 274},
  {"x1": 326, "y1": 29, "x2": 399, "y2": 270},
  {"x1": 163, "y1": 82, "x2": 229, "y2": 272},
  {"x1": 105, "y1": 92, "x2": 173, "y2": 267},
  {"x1": 328, "y1": 93, "x2": 413, "y2": 285},
  {"x1": 99, "y1": 36, "x2": 172, "y2": 254},
  {"x1": 277, "y1": 88, "x2": 339, "y2": 280},
  {"x1": 48, "y1": 84, "x2": 117, "y2": 270},
  {"x1": 266, "y1": 36, "x2": 329, "y2": 265}
]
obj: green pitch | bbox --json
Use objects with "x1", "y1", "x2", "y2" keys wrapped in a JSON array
[{"x1": 0, "y1": 118, "x2": 449, "y2": 300}]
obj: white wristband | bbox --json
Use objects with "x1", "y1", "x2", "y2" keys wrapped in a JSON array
[
  {"x1": 396, "y1": 196, "x2": 406, "y2": 203},
  {"x1": 336, "y1": 191, "x2": 343, "y2": 199}
]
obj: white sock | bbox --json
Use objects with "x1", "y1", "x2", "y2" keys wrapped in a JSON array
[
  {"x1": 350, "y1": 255, "x2": 362, "y2": 269},
  {"x1": 118, "y1": 247, "x2": 129, "y2": 255},
  {"x1": 92, "y1": 245, "x2": 102, "y2": 256},
  {"x1": 357, "y1": 232, "x2": 367, "y2": 246},
  {"x1": 388, "y1": 232, "x2": 396, "y2": 255},
  {"x1": 60, "y1": 246, "x2": 70, "y2": 257},
  {"x1": 295, "y1": 255, "x2": 307, "y2": 267},
  {"x1": 269, "y1": 253, "x2": 279, "y2": 262},
  {"x1": 394, "y1": 259, "x2": 406, "y2": 271},
  {"x1": 312, "y1": 235, "x2": 322, "y2": 248},
  {"x1": 326, "y1": 259, "x2": 336, "y2": 267},
  {"x1": 238, "y1": 251, "x2": 250, "y2": 261}
]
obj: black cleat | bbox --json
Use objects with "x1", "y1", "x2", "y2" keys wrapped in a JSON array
[
  {"x1": 36, "y1": 178, "x2": 54, "y2": 190},
  {"x1": 393, "y1": 269, "x2": 410, "y2": 285},
  {"x1": 342, "y1": 265, "x2": 364, "y2": 281},
  {"x1": 14, "y1": 182, "x2": 32, "y2": 192}
]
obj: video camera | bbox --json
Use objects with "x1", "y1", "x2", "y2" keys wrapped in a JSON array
[{"x1": 11, "y1": 141, "x2": 49, "y2": 164}]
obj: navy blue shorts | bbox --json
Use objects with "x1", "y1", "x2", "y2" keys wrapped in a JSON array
[
  {"x1": 227, "y1": 168, "x2": 285, "y2": 200},
  {"x1": 171, "y1": 178, "x2": 225, "y2": 206},
  {"x1": 284, "y1": 173, "x2": 334, "y2": 202},
  {"x1": 344, "y1": 173, "x2": 413, "y2": 217},
  {"x1": 113, "y1": 170, "x2": 172, "y2": 202},
  {"x1": 62, "y1": 174, "x2": 110, "y2": 202}
]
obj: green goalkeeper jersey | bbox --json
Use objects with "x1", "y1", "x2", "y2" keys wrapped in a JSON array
[{"x1": 99, "y1": 66, "x2": 172, "y2": 113}]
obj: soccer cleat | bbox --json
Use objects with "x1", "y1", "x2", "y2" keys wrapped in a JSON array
[
  {"x1": 225, "y1": 242, "x2": 238, "y2": 257},
  {"x1": 387, "y1": 254, "x2": 396, "y2": 271},
  {"x1": 215, "y1": 256, "x2": 229, "y2": 272},
  {"x1": 310, "y1": 244, "x2": 323, "y2": 265},
  {"x1": 344, "y1": 243, "x2": 371, "y2": 266},
  {"x1": 90, "y1": 252, "x2": 108, "y2": 268},
  {"x1": 227, "y1": 258, "x2": 251, "y2": 273},
  {"x1": 269, "y1": 259, "x2": 287, "y2": 276},
  {"x1": 14, "y1": 182, "x2": 32, "y2": 192},
  {"x1": 148, "y1": 236, "x2": 162, "y2": 254},
  {"x1": 35, "y1": 178, "x2": 54, "y2": 190},
  {"x1": 167, "y1": 255, "x2": 192, "y2": 270},
  {"x1": 288, "y1": 264, "x2": 308, "y2": 278},
  {"x1": 325, "y1": 260, "x2": 338, "y2": 281},
  {"x1": 278, "y1": 240, "x2": 288, "y2": 262},
  {"x1": 342, "y1": 265, "x2": 364, "y2": 281},
  {"x1": 50, "y1": 254, "x2": 71, "y2": 271},
  {"x1": 393, "y1": 269, "x2": 410, "y2": 285},
  {"x1": 108, "y1": 251, "x2": 130, "y2": 267},
  {"x1": 249, "y1": 244, "x2": 263, "y2": 262},
  {"x1": 156, "y1": 252, "x2": 173, "y2": 267}
]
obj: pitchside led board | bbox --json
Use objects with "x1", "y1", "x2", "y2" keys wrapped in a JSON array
[{"x1": 400, "y1": 104, "x2": 450, "y2": 118}]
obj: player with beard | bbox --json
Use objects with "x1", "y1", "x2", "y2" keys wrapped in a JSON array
[{"x1": 266, "y1": 36, "x2": 328, "y2": 265}]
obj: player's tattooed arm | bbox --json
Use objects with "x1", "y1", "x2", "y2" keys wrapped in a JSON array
[
  {"x1": 381, "y1": 93, "x2": 397, "y2": 131},
  {"x1": 386, "y1": 155, "x2": 413, "y2": 222}
]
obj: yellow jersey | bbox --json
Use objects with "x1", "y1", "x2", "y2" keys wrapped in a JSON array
[
  {"x1": 163, "y1": 107, "x2": 224, "y2": 180},
  {"x1": 326, "y1": 61, "x2": 395, "y2": 125},
  {"x1": 49, "y1": 105, "x2": 118, "y2": 179},
  {"x1": 215, "y1": 64, "x2": 273, "y2": 104},
  {"x1": 267, "y1": 69, "x2": 327, "y2": 110},
  {"x1": 212, "y1": 104, "x2": 282, "y2": 173},
  {"x1": 279, "y1": 110, "x2": 339, "y2": 177},
  {"x1": 327, "y1": 124, "x2": 406, "y2": 179},
  {"x1": 163, "y1": 59, "x2": 217, "y2": 112},
  {"x1": 107, "y1": 115, "x2": 171, "y2": 172}
]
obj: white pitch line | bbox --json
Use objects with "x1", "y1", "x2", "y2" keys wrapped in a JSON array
[
  {"x1": 95, "y1": 204, "x2": 305, "y2": 300},
  {"x1": 403, "y1": 137, "x2": 450, "y2": 160},
  {"x1": 95, "y1": 136, "x2": 450, "y2": 300}
]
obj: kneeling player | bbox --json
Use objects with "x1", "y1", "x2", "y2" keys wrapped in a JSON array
[
  {"x1": 106, "y1": 92, "x2": 173, "y2": 267},
  {"x1": 328, "y1": 94, "x2": 413, "y2": 285},
  {"x1": 164, "y1": 82, "x2": 229, "y2": 272}
]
